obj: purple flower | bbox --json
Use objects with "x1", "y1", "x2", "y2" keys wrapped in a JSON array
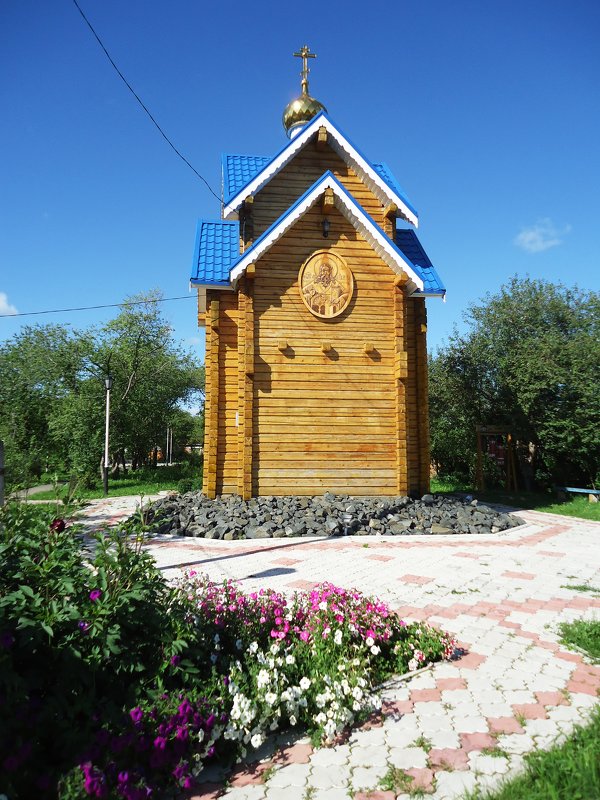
[
  {"x1": 153, "y1": 736, "x2": 167, "y2": 751},
  {"x1": 0, "y1": 631, "x2": 15, "y2": 649},
  {"x1": 177, "y1": 699, "x2": 193, "y2": 717},
  {"x1": 50, "y1": 518, "x2": 66, "y2": 533},
  {"x1": 89, "y1": 589, "x2": 102, "y2": 602},
  {"x1": 170, "y1": 654, "x2": 181, "y2": 666},
  {"x1": 78, "y1": 621, "x2": 91, "y2": 633},
  {"x1": 129, "y1": 706, "x2": 143, "y2": 725},
  {"x1": 175, "y1": 725, "x2": 189, "y2": 741}
]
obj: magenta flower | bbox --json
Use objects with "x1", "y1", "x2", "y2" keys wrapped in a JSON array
[
  {"x1": 50, "y1": 518, "x2": 66, "y2": 533},
  {"x1": 170, "y1": 654, "x2": 181, "y2": 666},
  {"x1": 89, "y1": 589, "x2": 102, "y2": 602},
  {"x1": 129, "y1": 707, "x2": 143, "y2": 724},
  {"x1": 78, "y1": 621, "x2": 91, "y2": 633}
]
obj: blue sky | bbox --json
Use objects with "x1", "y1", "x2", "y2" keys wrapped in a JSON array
[{"x1": 2, "y1": 0, "x2": 599, "y2": 361}]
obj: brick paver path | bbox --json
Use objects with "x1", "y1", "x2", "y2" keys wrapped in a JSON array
[{"x1": 76, "y1": 499, "x2": 600, "y2": 799}]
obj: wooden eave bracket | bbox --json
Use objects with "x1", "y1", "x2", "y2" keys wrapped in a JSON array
[
  {"x1": 383, "y1": 202, "x2": 398, "y2": 220},
  {"x1": 243, "y1": 195, "x2": 254, "y2": 208},
  {"x1": 245, "y1": 263, "x2": 256, "y2": 279},
  {"x1": 321, "y1": 187, "x2": 335, "y2": 215},
  {"x1": 316, "y1": 126, "x2": 328, "y2": 151}
]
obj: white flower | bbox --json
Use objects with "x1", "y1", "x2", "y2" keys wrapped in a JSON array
[
  {"x1": 289, "y1": 714, "x2": 297, "y2": 726},
  {"x1": 285, "y1": 654, "x2": 295, "y2": 665},
  {"x1": 334, "y1": 629, "x2": 343, "y2": 645},
  {"x1": 299, "y1": 677, "x2": 311, "y2": 691},
  {"x1": 257, "y1": 669, "x2": 270, "y2": 689},
  {"x1": 251, "y1": 733, "x2": 263, "y2": 749},
  {"x1": 370, "y1": 645, "x2": 381, "y2": 656},
  {"x1": 235, "y1": 639, "x2": 243, "y2": 650},
  {"x1": 365, "y1": 636, "x2": 375, "y2": 647},
  {"x1": 264, "y1": 692, "x2": 277, "y2": 706},
  {"x1": 210, "y1": 653, "x2": 218, "y2": 664},
  {"x1": 248, "y1": 641, "x2": 259, "y2": 654},
  {"x1": 319, "y1": 600, "x2": 328, "y2": 610},
  {"x1": 352, "y1": 686, "x2": 363, "y2": 701}
]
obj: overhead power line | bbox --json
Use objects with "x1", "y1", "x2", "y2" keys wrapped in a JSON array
[
  {"x1": 1, "y1": 294, "x2": 196, "y2": 319},
  {"x1": 71, "y1": 0, "x2": 221, "y2": 203}
]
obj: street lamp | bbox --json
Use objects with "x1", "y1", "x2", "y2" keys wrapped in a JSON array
[{"x1": 103, "y1": 374, "x2": 113, "y2": 496}]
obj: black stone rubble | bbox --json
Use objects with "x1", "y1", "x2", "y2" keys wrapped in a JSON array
[{"x1": 141, "y1": 492, "x2": 523, "y2": 541}]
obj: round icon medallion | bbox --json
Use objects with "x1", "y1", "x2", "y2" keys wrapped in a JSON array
[{"x1": 298, "y1": 250, "x2": 354, "y2": 319}]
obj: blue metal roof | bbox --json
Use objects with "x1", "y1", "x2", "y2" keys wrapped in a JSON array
[
  {"x1": 222, "y1": 115, "x2": 417, "y2": 216},
  {"x1": 371, "y1": 162, "x2": 417, "y2": 218},
  {"x1": 222, "y1": 154, "x2": 271, "y2": 204},
  {"x1": 190, "y1": 219, "x2": 239, "y2": 285},
  {"x1": 395, "y1": 229, "x2": 446, "y2": 295}
]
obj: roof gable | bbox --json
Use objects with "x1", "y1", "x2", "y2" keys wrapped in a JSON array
[
  {"x1": 228, "y1": 172, "x2": 424, "y2": 293},
  {"x1": 222, "y1": 114, "x2": 419, "y2": 226}
]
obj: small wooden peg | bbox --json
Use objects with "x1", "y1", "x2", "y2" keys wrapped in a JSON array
[
  {"x1": 277, "y1": 340, "x2": 288, "y2": 351},
  {"x1": 363, "y1": 342, "x2": 375, "y2": 354},
  {"x1": 321, "y1": 341, "x2": 332, "y2": 353}
]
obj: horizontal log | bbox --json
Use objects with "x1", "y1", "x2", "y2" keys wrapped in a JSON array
[{"x1": 255, "y1": 468, "x2": 395, "y2": 479}]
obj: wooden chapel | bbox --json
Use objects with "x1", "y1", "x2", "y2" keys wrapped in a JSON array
[{"x1": 190, "y1": 46, "x2": 445, "y2": 499}]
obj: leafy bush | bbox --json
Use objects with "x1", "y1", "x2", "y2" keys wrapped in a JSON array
[
  {"x1": 0, "y1": 503, "x2": 184, "y2": 798},
  {"x1": 0, "y1": 505, "x2": 455, "y2": 799}
]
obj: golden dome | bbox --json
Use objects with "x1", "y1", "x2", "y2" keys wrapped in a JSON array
[
  {"x1": 283, "y1": 93, "x2": 327, "y2": 138},
  {"x1": 283, "y1": 44, "x2": 327, "y2": 138}
]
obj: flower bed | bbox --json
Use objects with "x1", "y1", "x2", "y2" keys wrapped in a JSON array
[{"x1": 0, "y1": 504, "x2": 455, "y2": 799}]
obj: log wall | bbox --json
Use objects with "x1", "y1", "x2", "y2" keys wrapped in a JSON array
[{"x1": 251, "y1": 205, "x2": 399, "y2": 496}]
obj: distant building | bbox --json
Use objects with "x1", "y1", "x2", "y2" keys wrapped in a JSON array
[{"x1": 190, "y1": 47, "x2": 445, "y2": 498}]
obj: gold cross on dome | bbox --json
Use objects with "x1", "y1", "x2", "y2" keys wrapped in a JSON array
[{"x1": 293, "y1": 44, "x2": 316, "y2": 95}]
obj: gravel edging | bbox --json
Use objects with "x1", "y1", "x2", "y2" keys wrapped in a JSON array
[{"x1": 140, "y1": 492, "x2": 524, "y2": 541}]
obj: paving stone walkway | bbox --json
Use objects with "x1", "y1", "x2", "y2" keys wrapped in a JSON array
[{"x1": 75, "y1": 498, "x2": 600, "y2": 799}]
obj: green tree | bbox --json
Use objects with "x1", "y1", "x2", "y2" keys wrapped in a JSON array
[
  {"x1": 429, "y1": 277, "x2": 600, "y2": 488},
  {"x1": 0, "y1": 291, "x2": 204, "y2": 488},
  {"x1": 0, "y1": 325, "x2": 90, "y2": 485}
]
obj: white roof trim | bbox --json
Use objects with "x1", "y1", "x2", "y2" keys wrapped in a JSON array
[
  {"x1": 229, "y1": 174, "x2": 424, "y2": 293},
  {"x1": 223, "y1": 115, "x2": 418, "y2": 227}
]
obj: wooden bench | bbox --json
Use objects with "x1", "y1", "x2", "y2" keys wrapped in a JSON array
[{"x1": 556, "y1": 486, "x2": 600, "y2": 503}]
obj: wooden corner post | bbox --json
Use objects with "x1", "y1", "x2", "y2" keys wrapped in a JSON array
[
  {"x1": 415, "y1": 299, "x2": 430, "y2": 494},
  {"x1": 237, "y1": 276, "x2": 254, "y2": 499},
  {"x1": 203, "y1": 295, "x2": 220, "y2": 499},
  {"x1": 394, "y1": 279, "x2": 409, "y2": 495}
]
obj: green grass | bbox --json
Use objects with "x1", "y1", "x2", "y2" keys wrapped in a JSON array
[
  {"x1": 463, "y1": 619, "x2": 600, "y2": 800},
  {"x1": 464, "y1": 706, "x2": 600, "y2": 800},
  {"x1": 561, "y1": 584, "x2": 600, "y2": 595},
  {"x1": 430, "y1": 477, "x2": 600, "y2": 522},
  {"x1": 558, "y1": 619, "x2": 600, "y2": 662},
  {"x1": 30, "y1": 464, "x2": 202, "y2": 502}
]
